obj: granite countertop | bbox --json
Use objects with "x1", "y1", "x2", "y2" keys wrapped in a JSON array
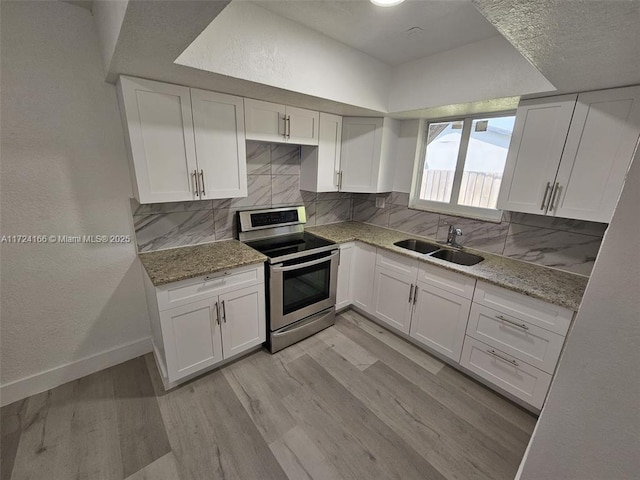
[
  {"x1": 139, "y1": 240, "x2": 267, "y2": 286},
  {"x1": 306, "y1": 222, "x2": 588, "y2": 311}
]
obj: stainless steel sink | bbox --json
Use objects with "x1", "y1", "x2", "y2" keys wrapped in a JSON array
[
  {"x1": 431, "y1": 249, "x2": 484, "y2": 266},
  {"x1": 393, "y1": 239, "x2": 441, "y2": 254}
]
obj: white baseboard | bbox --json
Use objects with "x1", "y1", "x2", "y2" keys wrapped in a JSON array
[{"x1": 0, "y1": 337, "x2": 152, "y2": 406}]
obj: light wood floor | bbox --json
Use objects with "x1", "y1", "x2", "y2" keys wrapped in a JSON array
[{"x1": 1, "y1": 310, "x2": 537, "y2": 480}]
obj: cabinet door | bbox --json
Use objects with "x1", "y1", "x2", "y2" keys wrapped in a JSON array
[
  {"x1": 219, "y1": 285, "x2": 266, "y2": 359},
  {"x1": 336, "y1": 243, "x2": 354, "y2": 310},
  {"x1": 244, "y1": 98, "x2": 286, "y2": 143},
  {"x1": 191, "y1": 89, "x2": 247, "y2": 199},
  {"x1": 372, "y1": 265, "x2": 415, "y2": 334},
  {"x1": 497, "y1": 95, "x2": 576, "y2": 215},
  {"x1": 287, "y1": 106, "x2": 320, "y2": 146},
  {"x1": 553, "y1": 86, "x2": 640, "y2": 222},
  {"x1": 410, "y1": 283, "x2": 471, "y2": 362},
  {"x1": 117, "y1": 76, "x2": 198, "y2": 203},
  {"x1": 340, "y1": 117, "x2": 383, "y2": 193},
  {"x1": 351, "y1": 243, "x2": 377, "y2": 314},
  {"x1": 160, "y1": 298, "x2": 223, "y2": 382}
]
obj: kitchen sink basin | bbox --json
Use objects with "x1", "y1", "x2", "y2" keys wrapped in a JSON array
[
  {"x1": 393, "y1": 239, "x2": 441, "y2": 254},
  {"x1": 431, "y1": 249, "x2": 484, "y2": 266}
]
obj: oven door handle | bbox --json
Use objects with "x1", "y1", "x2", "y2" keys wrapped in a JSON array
[{"x1": 272, "y1": 250, "x2": 339, "y2": 272}]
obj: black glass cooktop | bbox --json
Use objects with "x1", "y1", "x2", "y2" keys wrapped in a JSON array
[{"x1": 245, "y1": 232, "x2": 335, "y2": 259}]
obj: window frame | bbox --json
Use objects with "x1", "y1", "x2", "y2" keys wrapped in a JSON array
[{"x1": 409, "y1": 111, "x2": 516, "y2": 223}]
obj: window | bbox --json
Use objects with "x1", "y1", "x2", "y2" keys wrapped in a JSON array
[{"x1": 409, "y1": 113, "x2": 516, "y2": 221}]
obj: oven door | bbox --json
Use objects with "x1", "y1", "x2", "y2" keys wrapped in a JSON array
[{"x1": 269, "y1": 249, "x2": 339, "y2": 331}]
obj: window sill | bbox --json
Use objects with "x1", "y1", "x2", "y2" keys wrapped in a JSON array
[{"x1": 408, "y1": 199, "x2": 504, "y2": 223}]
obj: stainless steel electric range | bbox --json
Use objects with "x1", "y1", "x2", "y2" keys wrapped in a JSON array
[{"x1": 237, "y1": 206, "x2": 339, "y2": 353}]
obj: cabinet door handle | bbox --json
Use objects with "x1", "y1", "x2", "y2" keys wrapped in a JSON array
[
  {"x1": 413, "y1": 287, "x2": 418, "y2": 305},
  {"x1": 549, "y1": 182, "x2": 560, "y2": 211},
  {"x1": 193, "y1": 170, "x2": 200, "y2": 197},
  {"x1": 496, "y1": 315, "x2": 529, "y2": 330},
  {"x1": 221, "y1": 300, "x2": 227, "y2": 323},
  {"x1": 214, "y1": 302, "x2": 220, "y2": 325},
  {"x1": 338, "y1": 171, "x2": 343, "y2": 190},
  {"x1": 199, "y1": 170, "x2": 206, "y2": 196},
  {"x1": 335, "y1": 171, "x2": 340, "y2": 188},
  {"x1": 408, "y1": 284, "x2": 414, "y2": 303},
  {"x1": 286, "y1": 115, "x2": 291, "y2": 139},
  {"x1": 540, "y1": 182, "x2": 551, "y2": 210},
  {"x1": 487, "y1": 349, "x2": 519, "y2": 366}
]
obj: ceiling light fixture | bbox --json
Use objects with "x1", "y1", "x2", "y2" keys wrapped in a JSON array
[{"x1": 370, "y1": 0, "x2": 405, "y2": 7}]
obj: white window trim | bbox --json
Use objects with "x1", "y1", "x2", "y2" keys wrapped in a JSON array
[{"x1": 409, "y1": 112, "x2": 515, "y2": 223}]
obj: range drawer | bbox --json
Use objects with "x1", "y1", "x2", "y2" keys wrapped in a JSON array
[
  {"x1": 466, "y1": 303, "x2": 565, "y2": 374},
  {"x1": 156, "y1": 264, "x2": 264, "y2": 311},
  {"x1": 473, "y1": 281, "x2": 573, "y2": 335},
  {"x1": 460, "y1": 336, "x2": 552, "y2": 409},
  {"x1": 418, "y1": 263, "x2": 476, "y2": 299}
]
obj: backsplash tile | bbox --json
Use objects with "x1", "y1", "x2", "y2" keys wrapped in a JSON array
[
  {"x1": 134, "y1": 210, "x2": 216, "y2": 252},
  {"x1": 352, "y1": 191, "x2": 606, "y2": 276},
  {"x1": 503, "y1": 224, "x2": 602, "y2": 276},
  {"x1": 131, "y1": 142, "x2": 352, "y2": 252}
]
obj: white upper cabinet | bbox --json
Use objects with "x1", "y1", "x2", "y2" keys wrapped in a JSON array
[
  {"x1": 244, "y1": 98, "x2": 319, "y2": 145},
  {"x1": 340, "y1": 117, "x2": 398, "y2": 193},
  {"x1": 553, "y1": 86, "x2": 640, "y2": 222},
  {"x1": 300, "y1": 113, "x2": 343, "y2": 192},
  {"x1": 499, "y1": 85, "x2": 640, "y2": 222},
  {"x1": 191, "y1": 89, "x2": 247, "y2": 199},
  {"x1": 117, "y1": 76, "x2": 198, "y2": 203},
  {"x1": 118, "y1": 76, "x2": 248, "y2": 204},
  {"x1": 497, "y1": 95, "x2": 577, "y2": 215}
]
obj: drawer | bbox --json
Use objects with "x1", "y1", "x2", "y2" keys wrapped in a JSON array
[
  {"x1": 466, "y1": 303, "x2": 565, "y2": 374},
  {"x1": 417, "y1": 263, "x2": 476, "y2": 299},
  {"x1": 460, "y1": 336, "x2": 552, "y2": 409},
  {"x1": 376, "y1": 249, "x2": 417, "y2": 277},
  {"x1": 156, "y1": 264, "x2": 264, "y2": 311},
  {"x1": 474, "y1": 281, "x2": 573, "y2": 335}
]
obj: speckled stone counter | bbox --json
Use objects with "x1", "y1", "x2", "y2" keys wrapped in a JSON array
[
  {"x1": 307, "y1": 222, "x2": 587, "y2": 311},
  {"x1": 139, "y1": 240, "x2": 267, "y2": 286}
]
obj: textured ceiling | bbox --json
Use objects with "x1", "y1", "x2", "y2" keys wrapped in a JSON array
[
  {"x1": 473, "y1": 0, "x2": 640, "y2": 93},
  {"x1": 254, "y1": 0, "x2": 499, "y2": 66}
]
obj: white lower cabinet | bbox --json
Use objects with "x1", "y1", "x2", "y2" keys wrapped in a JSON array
[
  {"x1": 344, "y1": 248, "x2": 576, "y2": 410},
  {"x1": 410, "y1": 282, "x2": 471, "y2": 362},
  {"x1": 336, "y1": 243, "x2": 354, "y2": 310},
  {"x1": 460, "y1": 336, "x2": 552, "y2": 410},
  {"x1": 144, "y1": 264, "x2": 266, "y2": 388},
  {"x1": 460, "y1": 280, "x2": 574, "y2": 409},
  {"x1": 351, "y1": 242, "x2": 377, "y2": 314}
]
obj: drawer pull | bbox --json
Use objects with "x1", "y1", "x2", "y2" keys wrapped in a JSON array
[
  {"x1": 487, "y1": 349, "x2": 519, "y2": 366},
  {"x1": 496, "y1": 315, "x2": 529, "y2": 330}
]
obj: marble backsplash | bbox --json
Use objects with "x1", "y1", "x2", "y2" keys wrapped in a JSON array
[
  {"x1": 131, "y1": 142, "x2": 352, "y2": 252},
  {"x1": 352, "y1": 193, "x2": 607, "y2": 276},
  {"x1": 131, "y1": 141, "x2": 606, "y2": 276}
]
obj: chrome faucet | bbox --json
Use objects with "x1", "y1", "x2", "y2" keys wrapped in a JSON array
[{"x1": 446, "y1": 225, "x2": 463, "y2": 248}]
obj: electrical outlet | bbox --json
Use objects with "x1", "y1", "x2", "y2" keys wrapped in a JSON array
[{"x1": 375, "y1": 196, "x2": 385, "y2": 208}]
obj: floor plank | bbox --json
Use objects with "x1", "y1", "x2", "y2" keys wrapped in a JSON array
[
  {"x1": 341, "y1": 309, "x2": 445, "y2": 374},
  {"x1": 124, "y1": 452, "x2": 181, "y2": 480},
  {"x1": 0, "y1": 398, "x2": 28, "y2": 480},
  {"x1": 6, "y1": 309, "x2": 537, "y2": 480},
  {"x1": 10, "y1": 370, "x2": 122, "y2": 480},
  {"x1": 306, "y1": 341, "x2": 497, "y2": 480},
  {"x1": 285, "y1": 353, "x2": 448, "y2": 480},
  {"x1": 269, "y1": 425, "x2": 343, "y2": 480},
  {"x1": 337, "y1": 311, "x2": 536, "y2": 444},
  {"x1": 112, "y1": 356, "x2": 171, "y2": 478}
]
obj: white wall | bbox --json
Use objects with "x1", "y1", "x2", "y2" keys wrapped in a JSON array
[
  {"x1": 388, "y1": 35, "x2": 555, "y2": 113},
  {"x1": 0, "y1": 1, "x2": 150, "y2": 404},
  {"x1": 517, "y1": 146, "x2": 640, "y2": 479},
  {"x1": 92, "y1": 0, "x2": 129, "y2": 74},
  {"x1": 175, "y1": 1, "x2": 391, "y2": 112},
  {"x1": 393, "y1": 120, "x2": 421, "y2": 193}
]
